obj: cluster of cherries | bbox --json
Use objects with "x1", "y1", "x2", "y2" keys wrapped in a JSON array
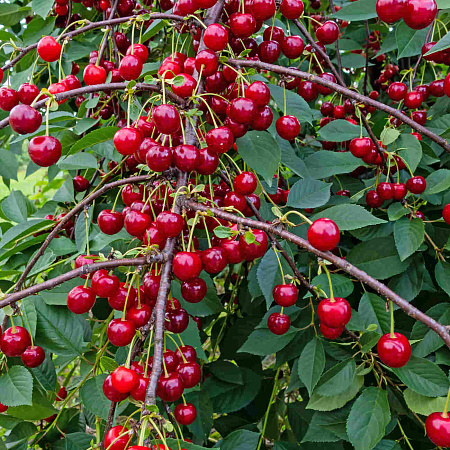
[{"x1": 376, "y1": 0, "x2": 437, "y2": 30}]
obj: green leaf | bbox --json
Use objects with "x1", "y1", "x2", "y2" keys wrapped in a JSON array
[
  {"x1": 311, "y1": 205, "x2": 386, "y2": 231},
  {"x1": 319, "y1": 119, "x2": 368, "y2": 142},
  {"x1": 374, "y1": 440, "x2": 402, "y2": 450},
  {"x1": 31, "y1": 0, "x2": 54, "y2": 18},
  {"x1": 239, "y1": 327, "x2": 298, "y2": 356},
  {"x1": 53, "y1": 177, "x2": 74, "y2": 203},
  {"x1": 424, "y1": 28, "x2": 450, "y2": 56},
  {"x1": 302, "y1": 406, "x2": 350, "y2": 442},
  {"x1": 0, "y1": 366, "x2": 33, "y2": 406},
  {"x1": 221, "y1": 430, "x2": 260, "y2": 450},
  {"x1": 80, "y1": 374, "x2": 118, "y2": 420},
  {"x1": 185, "y1": 390, "x2": 213, "y2": 440},
  {"x1": 141, "y1": 19, "x2": 166, "y2": 42},
  {"x1": 64, "y1": 433, "x2": 95, "y2": 450},
  {"x1": 7, "y1": 388, "x2": 57, "y2": 420},
  {"x1": 236, "y1": 131, "x2": 281, "y2": 186},
  {"x1": 0, "y1": 4, "x2": 30, "y2": 26},
  {"x1": 396, "y1": 134, "x2": 422, "y2": 173},
  {"x1": 287, "y1": 178, "x2": 332, "y2": 209},
  {"x1": 210, "y1": 361, "x2": 243, "y2": 385},
  {"x1": 22, "y1": 300, "x2": 37, "y2": 338},
  {"x1": 347, "y1": 236, "x2": 411, "y2": 280},
  {"x1": 436, "y1": 261, "x2": 450, "y2": 297},
  {"x1": 396, "y1": 22, "x2": 430, "y2": 59},
  {"x1": 358, "y1": 293, "x2": 390, "y2": 335},
  {"x1": 314, "y1": 359, "x2": 356, "y2": 397},
  {"x1": 100, "y1": 356, "x2": 119, "y2": 372},
  {"x1": 69, "y1": 126, "x2": 118, "y2": 154},
  {"x1": 347, "y1": 387, "x2": 391, "y2": 450},
  {"x1": 332, "y1": 0, "x2": 377, "y2": 21},
  {"x1": 394, "y1": 217, "x2": 424, "y2": 261},
  {"x1": 34, "y1": 297, "x2": 85, "y2": 358},
  {"x1": 425, "y1": 169, "x2": 450, "y2": 195},
  {"x1": 360, "y1": 331, "x2": 381, "y2": 353},
  {"x1": 403, "y1": 389, "x2": 447, "y2": 416},
  {"x1": 298, "y1": 337, "x2": 325, "y2": 395},
  {"x1": 31, "y1": 353, "x2": 56, "y2": 391},
  {"x1": 269, "y1": 84, "x2": 315, "y2": 124},
  {"x1": 387, "y1": 202, "x2": 409, "y2": 221},
  {"x1": 392, "y1": 356, "x2": 450, "y2": 397},
  {"x1": 1, "y1": 190, "x2": 29, "y2": 223},
  {"x1": 310, "y1": 273, "x2": 354, "y2": 298},
  {"x1": 0, "y1": 149, "x2": 19, "y2": 181},
  {"x1": 58, "y1": 153, "x2": 98, "y2": 170},
  {"x1": 380, "y1": 128, "x2": 400, "y2": 146},
  {"x1": 307, "y1": 376, "x2": 364, "y2": 411},
  {"x1": 304, "y1": 151, "x2": 362, "y2": 179},
  {"x1": 277, "y1": 136, "x2": 311, "y2": 178}
]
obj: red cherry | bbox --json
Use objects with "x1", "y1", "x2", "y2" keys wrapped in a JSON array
[
  {"x1": 143, "y1": 226, "x2": 167, "y2": 248},
  {"x1": 173, "y1": 144, "x2": 200, "y2": 172},
  {"x1": 276, "y1": 115, "x2": 301, "y2": 140},
  {"x1": 376, "y1": 0, "x2": 407, "y2": 23},
  {"x1": 393, "y1": 182, "x2": 408, "y2": 200},
  {"x1": 229, "y1": 12, "x2": 256, "y2": 38},
  {"x1": 406, "y1": 175, "x2": 426, "y2": 194},
  {"x1": 263, "y1": 26, "x2": 285, "y2": 43},
  {"x1": 273, "y1": 284, "x2": 298, "y2": 307},
  {"x1": 119, "y1": 55, "x2": 143, "y2": 80},
  {"x1": 91, "y1": 270, "x2": 120, "y2": 298},
  {"x1": 181, "y1": 278, "x2": 207, "y2": 303},
  {"x1": 426, "y1": 412, "x2": 450, "y2": 447},
  {"x1": 175, "y1": 403, "x2": 197, "y2": 425},
  {"x1": 444, "y1": 74, "x2": 450, "y2": 98},
  {"x1": 320, "y1": 323, "x2": 344, "y2": 339},
  {"x1": 403, "y1": 0, "x2": 436, "y2": 30},
  {"x1": 56, "y1": 386, "x2": 68, "y2": 401},
  {"x1": 0, "y1": 87, "x2": 19, "y2": 111},
  {"x1": 0, "y1": 326, "x2": 31, "y2": 357},
  {"x1": 220, "y1": 239, "x2": 243, "y2": 264},
  {"x1": 126, "y1": 43, "x2": 149, "y2": 64},
  {"x1": 173, "y1": 251, "x2": 202, "y2": 281},
  {"x1": 245, "y1": 81, "x2": 270, "y2": 108},
  {"x1": 197, "y1": 147, "x2": 219, "y2": 175},
  {"x1": 224, "y1": 191, "x2": 247, "y2": 212},
  {"x1": 205, "y1": 126, "x2": 234, "y2": 154},
  {"x1": 124, "y1": 210, "x2": 152, "y2": 237},
  {"x1": 37, "y1": 36, "x2": 62, "y2": 62},
  {"x1": 17, "y1": 83, "x2": 39, "y2": 105},
  {"x1": 98, "y1": 209, "x2": 124, "y2": 235},
  {"x1": 281, "y1": 35, "x2": 305, "y2": 59},
  {"x1": 251, "y1": 0, "x2": 276, "y2": 19},
  {"x1": 83, "y1": 64, "x2": 107, "y2": 85},
  {"x1": 412, "y1": 110, "x2": 427, "y2": 125},
  {"x1": 163, "y1": 350, "x2": 179, "y2": 372},
  {"x1": 107, "y1": 319, "x2": 136, "y2": 346},
  {"x1": 376, "y1": 182, "x2": 394, "y2": 200},
  {"x1": 176, "y1": 345, "x2": 197, "y2": 362},
  {"x1": 143, "y1": 272, "x2": 161, "y2": 301},
  {"x1": 9, "y1": 105, "x2": 42, "y2": 135},
  {"x1": 233, "y1": 171, "x2": 257, "y2": 195},
  {"x1": 316, "y1": 73, "x2": 336, "y2": 95},
  {"x1": 349, "y1": 137, "x2": 371, "y2": 158},
  {"x1": 268, "y1": 312, "x2": 291, "y2": 335},
  {"x1": 152, "y1": 104, "x2": 181, "y2": 135},
  {"x1": 443, "y1": 204, "x2": 450, "y2": 225},
  {"x1": 251, "y1": 105, "x2": 273, "y2": 131},
  {"x1": 63, "y1": 75, "x2": 82, "y2": 91},
  {"x1": 258, "y1": 40, "x2": 281, "y2": 63},
  {"x1": 297, "y1": 80, "x2": 318, "y2": 102},
  {"x1": 318, "y1": 297, "x2": 351, "y2": 328},
  {"x1": 126, "y1": 304, "x2": 152, "y2": 327},
  {"x1": 377, "y1": 332, "x2": 411, "y2": 368},
  {"x1": 404, "y1": 91, "x2": 423, "y2": 109},
  {"x1": 387, "y1": 82, "x2": 407, "y2": 101},
  {"x1": 224, "y1": 117, "x2": 248, "y2": 138},
  {"x1": 171, "y1": 73, "x2": 196, "y2": 98},
  {"x1": 67, "y1": 286, "x2": 96, "y2": 314},
  {"x1": 366, "y1": 190, "x2": 384, "y2": 208},
  {"x1": 130, "y1": 375, "x2": 149, "y2": 402},
  {"x1": 307, "y1": 218, "x2": 340, "y2": 252},
  {"x1": 20, "y1": 345, "x2": 45, "y2": 368},
  {"x1": 316, "y1": 21, "x2": 339, "y2": 45},
  {"x1": 156, "y1": 372, "x2": 185, "y2": 401},
  {"x1": 165, "y1": 308, "x2": 189, "y2": 333},
  {"x1": 111, "y1": 366, "x2": 140, "y2": 393},
  {"x1": 73, "y1": 175, "x2": 89, "y2": 192},
  {"x1": 201, "y1": 246, "x2": 228, "y2": 273},
  {"x1": 145, "y1": 143, "x2": 173, "y2": 173},
  {"x1": 280, "y1": 0, "x2": 304, "y2": 19},
  {"x1": 229, "y1": 97, "x2": 257, "y2": 125},
  {"x1": 114, "y1": 127, "x2": 142, "y2": 156},
  {"x1": 203, "y1": 23, "x2": 229, "y2": 51},
  {"x1": 239, "y1": 229, "x2": 268, "y2": 261},
  {"x1": 156, "y1": 211, "x2": 184, "y2": 238},
  {"x1": 176, "y1": 361, "x2": 201, "y2": 388},
  {"x1": 194, "y1": 50, "x2": 219, "y2": 77},
  {"x1": 104, "y1": 426, "x2": 131, "y2": 450},
  {"x1": 108, "y1": 283, "x2": 136, "y2": 310}
]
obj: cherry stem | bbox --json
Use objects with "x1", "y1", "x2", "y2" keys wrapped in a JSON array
[
  {"x1": 389, "y1": 300, "x2": 396, "y2": 338},
  {"x1": 283, "y1": 85, "x2": 287, "y2": 116},
  {"x1": 125, "y1": 334, "x2": 138, "y2": 368},
  {"x1": 187, "y1": 212, "x2": 200, "y2": 252},
  {"x1": 10, "y1": 315, "x2": 16, "y2": 333},
  {"x1": 443, "y1": 386, "x2": 450, "y2": 418},
  {"x1": 136, "y1": 273, "x2": 141, "y2": 308},
  {"x1": 111, "y1": 186, "x2": 124, "y2": 213},
  {"x1": 122, "y1": 273, "x2": 136, "y2": 320},
  {"x1": 84, "y1": 208, "x2": 90, "y2": 255},
  {"x1": 202, "y1": 216, "x2": 212, "y2": 247},
  {"x1": 273, "y1": 248, "x2": 285, "y2": 284},
  {"x1": 223, "y1": 152, "x2": 241, "y2": 174},
  {"x1": 144, "y1": 328, "x2": 154, "y2": 378},
  {"x1": 282, "y1": 210, "x2": 313, "y2": 225},
  {"x1": 138, "y1": 415, "x2": 148, "y2": 445},
  {"x1": 166, "y1": 332, "x2": 187, "y2": 363},
  {"x1": 322, "y1": 263, "x2": 335, "y2": 302}
]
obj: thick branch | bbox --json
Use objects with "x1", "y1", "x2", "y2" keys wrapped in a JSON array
[{"x1": 185, "y1": 199, "x2": 450, "y2": 350}]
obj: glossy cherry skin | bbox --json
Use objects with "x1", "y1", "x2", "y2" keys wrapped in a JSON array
[
  {"x1": 268, "y1": 312, "x2": 291, "y2": 335},
  {"x1": 197, "y1": 147, "x2": 219, "y2": 175},
  {"x1": 28, "y1": 136, "x2": 62, "y2": 167},
  {"x1": 201, "y1": 246, "x2": 228, "y2": 274},
  {"x1": 406, "y1": 176, "x2": 426, "y2": 194},
  {"x1": 349, "y1": 137, "x2": 371, "y2": 158},
  {"x1": 173, "y1": 144, "x2": 200, "y2": 172},
  {"x1": 376, "y1": 0, "x2": 407, "y2": 23},
  {"x1": 245, "y1": 81, "x2": 270, "y2": 108},
  {"x1": 98, "y1": 209, "x2": 124, "y2": 235},
  {"x1": 229, "y1": 98, "x2": 257, "y2": 125},
  {"x1": 239, "y1": 229, "x2": 268, "y2": 261},
  {"x1": 152, "y1": 104, "x2": 180, "y2": 135},
  {"x1": 9, "y1": 105, "x2": 42, "y2": 135},
  {"x1": 122, "y1": 184, "x2": 144, "y2": 206},
  {"x1": 233, "y1": 171, "x2": 257, "y2": 195},
  {"x1": 83, "y1": 64, "x2": 107, "y2": 85},
  {"x1": 73, "y1": 175, "x2": 89, "y2": 192},
  {"x1": 173, "y1": 251, "x2": 202, "y2": 281},
  {"x1": 204, "y1": 127, "x2": 233, "y2": 154},
  {"x1": 175, "y1": 403, "x2": 197, "y2": 425},
  {"x1": 103, "y1": 375, "x2": 129, "y2": 402},
  {"x1": 316, "y1": 20, "x2": 339, "y2": 45},
  {"x1": 109, "y1": 283, "x2": 136, "y2": 310},
  {"x1": 320, "y1": 323, "x2": 344, "y2": 339},
  {"x1": 0, "y1": 88, "x2": 19, "y2": 111},
  {"x1": 273, "y1": 284, "x2": 298, "y2": 307},
  {"x1": 229, "y1": 12, "x2": 256, "y2": 38},
  {"x1": 366, "y1": 190, "x2": 384, "y2": 208},
  {"x1": 157, "y1": 372, "x2": 185, "y2": 402},
  {"x1": 276, "y1": 115, "x2": 301, "y2": 140},
  {"x1": 426, "y1": 412, "x2": 450, "y2": 447},
  {"x1": 404, "y1": 91, "x2": 423, "y2": 109},
  {"x1": 443, "y1": 204, "x2": 450, "y2": 225},
  {"x1": 387, "y1": 82, "x2": 407, "y2": 101},
  {"x1": 145, "y1": 143, "x2": 173, "y2": 172},
  {"x1": 18, "y1": 83, "x2": 39, "y2": 104},
  {"x1": 107, "y1": 319, "x2": 136, "y2": 346},
  {"x1": 114, "y1": 127, "x2": 142, "y2": 156},
  {"x1": 56, "y1": 386, "x2": 68, "y2": 401},
  {"x1": 165, "y1": 308, "x2": 189, "y2": 333},
  {"x1": 130, "y1": 375, "x2": 149, "y2": 402},
  {"x1": 318, "y1": 297, "x2": 351, "y2": 328},
  {"x1": 280, "y1": 0, "x2": 304, "y2": 19},
  {"x1": 163, "y1": 350, "x2": 179, "y2": 372},
  {"x1": 393, "y1": 182, "x2": 408, "y2": 200},
  {"x1": 376, "y1": 182, "x2": 394, "y2": 200},
  {"x1": 104, "y1": 426, "x2": 131, "y2": 450},
  {"x1": 220, "y1": 239, "x2": 243, "y2": 264},
  {"x1": 0, "y1": 404, "x2": 7, "y2": 413},
  {"x1": 126, "y1": 43, "x2": 149, "y2": 64},
  {"x1": 0, "y1": 326, "x2": 31, "y2": 357},
  {"x1": 203, "y1": 23, "x2": 229, "y2": 51},
  {"x1": 37, "y1": 36, "x2": 62, "y2": 62},
  {"x1": 111, "y1": 366, "x2": 140, "y2": 393},
  {"x1": 403, "y1": 0, "x2": 437, "y2": 30},
  {"x1": 126, "y1": 304, "x2": 152, "y2": 327},
  {"x1": 176, "y1": 345, "x2": 197, "y2": 363},
  {"x1": 91, "y1": 270, "x2": 120, "y2": 298},
  {"x1": 119, "y1": 55, "x2": 143, "y2": 80},
  {"x1": 258, "y1": 40, "x2": 281, "y2": 63},
  {"x1": 445, "y1": 74, "x2": 450, "y2": 98},
  {"x1": 251, "y1": 105, "x2": 273, "y2": 131},
  {"x1": 20, "y1": 345, "x2": 45, "y2": 368},
  {"x1": 252, "y1": 0, "x2": 276, "y2": 19},
  {"x1": 67, "y1": 286, "x2": 96, "y2": 314},
  {"x1": 281, "y1": 35, "x2": 305, "y2": 59},
  {"x1": 181, "y1": 278, "x2": 207, "y2": 303},
  {"x1": 195, "y1": 49, "x2": 219, "y2": 77},
  {"x1": 143, "y1": 272, "x2": 161, "y2": 301},
  {"x1": 224, "y1": 191, "x2": 247, "y2": 212},
  {"x1": 377, "y1": 332, "x2": 411, "y2": 368},
  {"x1": 297, "y1": 80, "x2": 318, "y2": 102},
  {"x1": 171, "y1": 73, "x2": 196, "y2": 98},
  {"x1": 307, "y1": 218, "x2": 340, "y2": 252},
  {"x1": 143, "y1": 226, "x2": 167, "y2": 248},
  {"x1": 263, "y1": 26, "x2": 285, "y2": 43},
  {"x1": 176, "y1": 361, "x2": 201, "y2": 388},
  {"x1": 156, "y1": 211, "x2": 184, "y2": 238},
  {"x1": 124, "y1": 210, "x2": 152, "y2": 237}
]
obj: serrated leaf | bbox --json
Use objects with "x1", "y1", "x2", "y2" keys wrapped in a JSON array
[
  {"x1": 100, "y1": 356, "x2": 118, "y2": 372},
  {"x1": 221, "y1": 430, "x2": 261, "y2": 450},
  {"x1": 396, "y1": 21, "x2": 430, "y2": 59},
  {"x1": 347, "y1": 387, "x2": 391, "y2": 450},
  {"x1": 332, "y1": 0, "x2": 377, "y2": 20},
  {"x1": 304, "y1": 151, "x2": 362, "y2": 179},
  {"x1": 0, "y1": 149, "x2": 19, "y2": 181},
  {"x1": 394, "y1": 217, "x2": 424, "y2": 261},
  {"x1": 403, "y1": 389, "x2": 447, "y2": 416},
  {"x1": 7, "y1": 388, "x2": 57, "y2": 420},
  {"x1": 435, "y1": 261, "x2": 450, "y2": 298},
  {"x1": 287, "y1": 178, "x2": 332, "y2": 209},
  {"x1": 318, "y1": 119, "x2": 368, "y2": 142},
  {"x1": 396, "y1": 134, "x2": 422, "y2": 173},
  {"x1": 64, "y1": 433, "x2": 95, "y2": 450},
  {"x1": 239, "y1": 327, "x2": 298, "y2": 356},
  {"x1": 309, "y1": 273, "x2": 354, "y2": 298},
  {"x1": 80, "y1": 374, "x2": 117, "y2": 420},
  {"x1": 358, "y1": 293, "x2": 390, "y2": 335},
  {"x1": 298, "y1": 337, "x2": 325, "y2": 395},
  {"x1": 185, "y1": 390, "x2": 213, "y2": 441},
  {"x1": 424, "y1": 169, "x2": 450, "y2": 195},
  {"x1": 58, "y1": 153, "x2": 98, "y2": 170},
  {"x1": 314, "y1": 359, "x2": 356, "y2": 397},
  {"x1": 210, "y1": 361, "x2": 243, "y2": 385},
  {"x1": 69, "y1": 126, "x2": 118, "y2": 154},
  {"x1": 380, "y1": 128, "x2": 400, "y2": 146},
  {"x1": 1, "y1": 190, "x2": 28, "y2": 223},
  {"x1": 53, "y1": 177, "x2": 74, "y2": 203},
  {"x1": 0, "y1": 366, "x2": 33, "y2": 406}
]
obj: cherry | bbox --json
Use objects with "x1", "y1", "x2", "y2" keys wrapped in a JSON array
[
  {"x1": 63, "y1": 75, "x2": 82, "y2": 91},
  {"x1": 412, "y1": 110, "x2": 427, "y2": 125},
  {"x1": 404, "y1": 91, "x2": 423, "y2": 109},
  {"x1": 406, "y1": 176, "x2": 426, "y2": 194},
  {"x1": 276, "y1": 115, "x2": 301, "y2": 140},
  {"x1": 152, "y1": 104, "x2": 181, "y2": 135},
  {"x1": 201, "y1": 247, "x2": 228, "y2": 273},
  {"x1": 443, "y1": 204, "x2": 450, "y2": 225},
  {"x1": 229, "y1": 13, "x2": 256, "y2": 38},
  {"x1": 233, "y1": 171, "x2": 257, "y2": 196},
  {"x1": 320, "y1": 323, "x2": 344, "y2": 339},
  {"x1": 28, "y1": 135, "x2": 62, "y2": 167},
  {"x1": 376, "y1": 182, "x2": 394, "y2": 200},
  {"x1": 171, "y1": 73, "x2": 196, "y2": 98},
  {"x1": 273, "y1": 284, "x2": 298, "y2": 307},
  {"x1": 203, "y1": 23, "x2": 229, "y2": 51},
  {"x1": 316, "y1": 73, "x2": 336, "y2": 95},
  {"x1": 130, "y1": 375, "x2": 149, "y2": 402},
  {"x1": 376, "y1": 0, "x2": 407, "y2": 23},
  {"x1": 263, "y1": 26, "x2": 285, "y2": 44},
  {"x1": 173, "y1": 144, "x2": 200, "y2": 172},
  {"x1": 126, "y1": 43, "x2": 149, "y2": 64},
  {"x1": 156, "y1": 211, "x2": 184, "y2": 238},
  {"x1": 9, "y1": 105, "x2": 42, "y2": 135},
  {"x1": 280, "y1": 0, "x2": 304, "y2": 19},
  {"x1": 91, "y1": 270, "x2": 120, "y2": 297},
  {"x1": 366, "y1": 190, "x2": 384, "y2": 208},
  {"x1": 176, "y1": 345, "x2": 197, "y2": 362},
  {"x1": 220, "y1": 239, "x2": 243, "y2": 264},
  {"x1": 0, "y1": 87, "x2": 19, "y2": 111},
  {"x1": 37, "y1": 36, "x2": 62, "y2": 62},
  {"x1": 173, "y1": 251, "x2": 202, "y2": 281},
  {"x1": 73, "y1": 175, "x2": 89, "y2": 192},
  {"x1": 18, "y1": 83, "x2": 39, "y2": 105},
  {"x1": 244, "y1": 81, "x2": 269, "y2": 108},
  {"x1": 176, "y1": 361, "x2": 201, "y2": 388},
  {"x1": 250, "y1": 0, "x2": 275, "y2": 19},
  {"x1": 98, "y1": 209, "x2": 124, "y2": 235},
  {"x1": 20, "y1": 345, "x2": 45, "y2": 368},
  {"x1": 229, "y1": 98, "x2": 257, "y2": 125},
  {"x1": 143, "y1": 272, "x2": 161, "y2": 300},
  {"x1": 175, "y1": 403, "x2": 197, "y2": 425},
  {"x1": 114, "y1": 127, "x2": 142, "y2": 156},
  {"x1": 67, "y1": 286, "x2": 96, "y2": 314},
  {"x1": 377, "y1": 332, "x2": 411, "y2": 368},
  {"x1": 119, "y1": 55, "x2": 143, "y2": 80},
  {"x1": 268, "y1": 312, "x2": 291, "y2": 335},
  {"x1": 387, "y1": 82, "x2": 407, "y2": 101},
  {"x1": 318, "y1": 297, "x2": 351, "y2": 328},
  {"x1": 393, "y1": 182, "x2": 407, "y2": 200},
  {"x1": 0, "y1": 326, "x2": 31, "y2": 357},
  {"x1": 445, "y1": 74, "x2": 450, "y2": 97},
  {"x1": 107, "y1": 318, "x2": 136, "y2": 346},
  {"x1": 111, "y1": 366, "x2": 140, "y2": 393},
  {"x1": 194, "y1": 50, "x2": 219, "y2": 77},
  {"x1": 144, "y1": 143, "x2": 171, "y2": 172},
  {"x1": 83, "y1": 64, "x2": 107, "y2": 85},
  {"x1": 426, "y1": 412, "x2": 450, "y2": 447},
  {"x1": 104, "y1": 426, "x2": 131, "y2": 450},
  {"x1": 0, "y1": 404, "x2": 7, "y2": 413},
  {"x1": 239, "y1": 229, "x2": 268, "y2": 261},
  {"x1": 205, "y1": 126, "x2": 234, "y2": 154},
  {"x1": 109, "y1": 283, "x2": 136, "y2": 310},
  {"x1": 224, "y1": 191, "x2": 247, "y2": 212},
  {"x1": 103, "y1": 374, "x2": 129, "y2": 402},
  {"x1": 166, "y1": 308, "x2": 189, "y2": 333},
  {"x1": 163, "y1": 350, "x2": 179, "y2": 372},
  {"x1": 156, "y1": 372, "x2": 185, "y2": 401},
  {"x1": 297, "y1": 80, "x2": 318, "y2": 102},
  {"x1": 224, "y1": 117, "x2": 248, "y2": 138},
  {"x1": 124, "y1": 210, "x2": 152, "y2": 237},
  {"x1": 307, "y1": 218, "x2": 340, "y2": 252},
  {"x1": 251, "y1": 105, "x2": 273, "y2": 131},
  {"x1": 143, "y1": 226, "x2": 167, "y2": 248},
  {"x1": 181, "y1": 278, "x2": 207, "y2": 303},
  {"x1": 197, "y1": 147, "x2": 219, "y2": 175},
  {"x1": 349, "y1": 137, "x2": 371, "y2": 158},
  {"x1": 126, "y1": 304, "x2": 152, "y2": 328},
  {"x1": 316, "y1": 21, "x2": 339, "y2": 45},
  {"x1": 403, "y1": 0, "x2": 436, "y2": 30},
  {"x1": 281, "y1": 35, "x2": 305, "y2": 59},
  {"x1": 122, "y1": 185, "x2": 144, "y2": 206}
]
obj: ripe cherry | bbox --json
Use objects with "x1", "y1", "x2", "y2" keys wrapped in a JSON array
[
  {"x1": 404, "y1": 91, "x2": 423, "y2": 109},
  {"x1": 91, "y1": 270, "x2": 120, "y2": 297},
  {"x1": 239, "y1": 229, "x2": 268, "y2": 261},
  {"x1": 166, "y1": 308, "x2": 189, "y2": 333},
  {"x1": 387, "y1": 82, "x2": 407, "y2": 101},
  {"x1": 173, "y1": 251, "x2": 202, "y2": 281},
  {"x1": 376, "y1": 182, "x2": 394, "y2": 200},
  {"x1": 114, "y1": 127, "x2": 142, "y2": 156},
  {"x1": 426, "y1": 412, "x2": 450, "y2": 447},
  {"x1": 143, "y1": 272, "x2": 161, "y2": 301},
  {"x1": 109, "y1": 283, "x2": 136, "y2": 310},
  {"x1": 206, "y1": 126, "x2": 234, "y2": 153},
  {"x1": 56, "y1": 386, "x2": 67, "y2": 401},
  {"x1": 281, "y1": 35, "x2": 305, "y2": 59},
  {"x1": 152, "y1": 104, "x2": 181, "y2": 135},
  {"x1": 376, "y1": 0, "x2": 407, "y2": 24},
  {"x1": 176, "y1": 345, "x2": 197, "y2": 362},
  {"x1": 111, "y1": 366, "x2": 140, "y2": 393},
  {"x1": 18, "y1": 83, "x2": 39, "y2": 105},
  {"x1": 406, "y1": 176, "x2": 426, "y2": 194},
  {"x1": 173, "y1": 144, "x2": 200, "y2": 172},
  {"x1": 445, "y1": 74, "x2": 450, "y2": 97},
  {"x1": 320, "y1": 323, "x2": 344, "y2": 339},
  {"x1": 156, "y1": 211, "x2": 184, "y2": 238},
  {"x1": 119, "y1": 55, "x2": 143, "y2": 80},
  {"x1": 203, "y1": 23, "x2": 229, "y2": 51},
  {"x1": 443, "y1": 204, "x2": 450, "y2": 225},
  {"x1": 98, "y1": 209, "x2": 124, "y2": 235},
  {"x1": 157, "y1": 372, "x2": 185, "y2": 402},
  {"x1": 251, "y1": 105, "x2": 273, "y2": 131},
  {"x1": 233, "y1": 171, "x2": 257, "y2": 195},
  {"x1": 0, "y1": 326, "x2": 32, "y2": 357},
  {"x1": 126, "y1": 43, "x2": 149, "y2": 64},
  {"x1": 130, "y1": 375, "x2": 149, "y2": 402},
  {"x1": 171, "y1": 73, "x2": 196, "y2": 98},
  {"x1": 73, "y1": 175, "x2": 89, "y2": 192},
  {"x1": 366, "y1": 190, "x2": 384, "y2": 208},
  {"x1": 403, "y1": 0, "x2": 437, "y2": 30},
  {"x1": 9, "y1": 105, "x2": 42, "y2": 135},
  {"x1": 83, "y1": 64, "x2": 107, "y2": 85},
  {"x1": 176, "y1": 361, "x2": 201, "y2": 388},
  {"x1": 67, "y1": 286, "x2": 96, "y2": 314},
  {"x1": 280, "y1": 0, "x2": 304, "y2": 19},
  {"x1": 197, "y1": 147, "x2": 219, "y2": 175},
  {"x1": 0, "y1": 88, "x2": 19, "y2": 111},
  {"x1": 104, "y1": 426, "x2": 131, "y2": 450},
  {"x1": 393, "y1": 182, "x2": 408, "y2": 200},
  {"x1": 124, "y1": 210, "x2": 152, "y2": 237},
  {"x1": 307, "y1": 218, "x2": 340, "y2": 252},
  {"x1": 318, "y1": 297, "x2": 351, "y2": 328},
  {"x1": 0, "y1": 404, "x2": 7, "y2": 413},
  {"x1": 175, "y1": 403, "x2": 197, "y2": 425},
  {"x1": 145, "y1": 143, "x2": 173, "y2": 173},
  {"x1": 276, "y1": 115, "x2": 301, "y2": 140},
  {"x1": 181, "y1": 278, "x2": 207, "y2": 303},
  {"x1": 349, "y1": 137, "x2": 371, "y2": 158},
  {"x1": 201, "y1": 246, "x2": 228, "y2": 273},
  {"x1": 297, "y1": 80, "x2": 318, "y2": 102},
  {"x1": 229, "y1": 12, "x2": 256, "y2": 38},
  {"x1": 28, "y1": 135, "x2": 62, "y2": 167},
  {"x1": 263, "y1": 26, "x2": 285, "y2": 43},
  {"x1": 37, "y1": 36, "x2": 62, "y2": 62},
  {"x1": 21, "y1": 345, "x2": 45, "y2": 368},
  {"x1": 316, "y1": 21, "x2": 339, "y2": 45},
  {"x1": 273, "y1": 284, "x2": 298, "y2": 307},
  {"x1": 107, "y1": 318, "x2": 136, "y2": 346},
  {"x1": 252, "y1": 0, "x2": 276, "y2": 19},
  {"x1": 377, "y1": 332, "x2": 411, "y2": 368},
  {"x1": 268, "y1": 312, "x2": 291, "y2": 335}
]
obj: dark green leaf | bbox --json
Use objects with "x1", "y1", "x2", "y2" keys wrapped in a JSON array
[
  {"x1": 185, "y1": 390, "x2": 213, "y2": 440},
  {"x1": 0, "y1": 149, "x2": 19, "y2": 181},
  {"x1": 318, "y1": 119, "x2": 367, "y2": 142},
  {"x1": 287, "y1": 178, "x2": 332, "y2": 209},
  {"x1": 309, "y1": 273, "x2": 354, "y2": 298},
  {"x1": 69, "y1": 127, "x2": 118, "y2": 154},
  {"x1": 210, "y1": 361, "x2": 243, "y2": 385},
  {"x1": 304, "y1": 151, "x2": 362, "y2": 179},
  {"x1": 0, "y1": 366, "x2": 33, "y2": 406},
  {"x1": 424, "y1": 169, "x2": 450, "y2": 195},
  {"x1": 435, "y1": 261, "x2": 450, "y2": 297},
  {"x1": 221, "y1": 430, "x2": 260, "y2": 450},
  {"x1": 403, "y1": 389, "x2": 446, "y2": 416},
  {"x1": 314, "y1": 359, "x2": 356, "y2": 397},
  {"x1": 58, "y1": 153, "x2": 98, "y2": 170},
  {"x1": 269, "y1": 84, "x2": 315, "y2": 124},
  {"x1": 7, "y1": 388, "x2": 57, "y2": 420},
  {"x1": 394, "y1": 217, "x2": 424, "y2": 261},
  {"x1": 332, "y1": 0, "x2": 377, "y2": 21},
  {"x1": 64, "y1": 433, "x2": 95, "y2": 450},
  {"x1": 396, "y1": 22, "x2": 430, "y2": 59},
  {"x1": 358, "y1": 293, "x2": 390, "y2": 335},
  {"x1": 31, "y1": 0, "x2": 54, "y2": 18},
  {"x1": 1, "y1": 190, "x2": 28, "y2": 223},
  {"x1": 298, "y1": 337, "x2": 325, "y2": 395}
]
